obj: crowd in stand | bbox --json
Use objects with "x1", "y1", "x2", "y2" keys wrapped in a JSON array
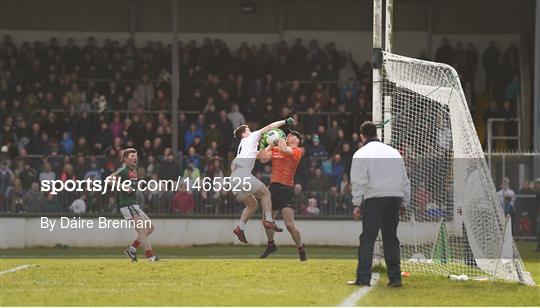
[
  {"x1": 0, "y1": 34, "x2": 369, "y2": 215},
  {"x1": 0, "y1": 34, "x2": 528, "y2": 216},
  {"x1": 430, "y1": 38, "x2": 521, "y2": 148}
]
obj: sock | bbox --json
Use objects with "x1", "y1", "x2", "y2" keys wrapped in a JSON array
[
  {"x1": 129, "y1": 240, "x2": 140, "y2": 252},
  {"x1": 298, "y1": 245, "x2": 305, "y2": 252},
  {"x1": 238, "y1": 220, "x2": 245, "y2": 231},
  {"x1": 264, "y1": 212, "x2": 273, "y2": 222},
  {"x1": 145, "y1": 250, "x2": 154, "y2": 258},
  {"x1": 268, "y1": 240, "x2": 275, "y2": 247}
]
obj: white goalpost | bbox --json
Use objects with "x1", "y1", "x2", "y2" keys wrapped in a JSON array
[{"x1": 371, "y1": 0, "x2": 534, "y2": 285}]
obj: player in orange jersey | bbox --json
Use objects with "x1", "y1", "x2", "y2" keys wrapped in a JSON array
[{"x1": 259, "y1": 130, "x2": 307, "y2": 261}]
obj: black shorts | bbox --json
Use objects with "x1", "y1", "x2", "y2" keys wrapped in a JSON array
[{"x1": 269, "y1": 182, "x2": 295, "y2": 211}]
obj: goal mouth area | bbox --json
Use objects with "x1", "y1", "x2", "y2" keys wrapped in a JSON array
[{"x1": 374, "y1": 51, "x2": 535, "y2": 286}]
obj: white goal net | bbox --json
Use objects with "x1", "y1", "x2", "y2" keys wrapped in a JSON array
[{"x1": 378, "y1": 51, "x2": 534, "y2": 285}]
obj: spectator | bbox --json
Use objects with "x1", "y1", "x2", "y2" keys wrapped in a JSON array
[
  {"x1": 227, "y1": 103, "x2": 246, "y2": 129},
  {"x1": 172, "y1": 183, "x2": 195, "y2": 213},
  {"x1": 44, "y1": 193, "x2": 61, "y2": 213},
  {"x1": 497, "y1": 177, "x2": 516, "y2": 208},
  {"x1": 184, "y1": 147, "x2": 201, "y2": 169},
  {"x1": 518, "y1": 180, "x2": 531, "y2": 195},
  {"x1": 328, "y1": 154, "x2": 345, "y2": 186},
  {"x1": 137, "y1": 74, "x2": 155, "y2": 109},
  {"x1": 303, "y1": 107, "x2": 319, "y2": 134},
  {"x1": 6, "y1": 178, "x2": 24, "y2": 212},
  {"x1": 19, "y1": 163, "x2": 38, "y2": 190},
  {"x1": 504, "y1": 75, "x2": 520, "y2": 103},
  {"x1": 435, "y1": 38, "x2": 454, "y2": 65},
  {"x1": 161, "y1": 154, "x2": 180, "y2": 181},
  {"x1": 183, "y1": 161, "x2": 201, "y2": 189},
  {"x1": 483, "y1": 40, "x2": 500, "y2": 92},
  {"x1": 0, "y1": 160, "x2": 13, "y2": 195},
  {"x1": 39, "y1": 163, "x2": 56, "y2": 182},
  {"x1": 23, "y1": 182, "x2": 45, "y2": 212},
  {"x1": 84, "y1": 160, "x2": 102, "y2": 180},
  {"x1": 104, "y1": 196, "x2": 118, "y2": 213},
  {"x1": 306, "y1": 135, "x2": 328, "y2": 160},
  {"x1": 184, "y1": 124, "x2": 204, "y2": 152},
  {"x1": 69, "y1": 194, "x2": 87, "y2": 213},
  {"x1": 146, "y1": 175, "x2": 171, "y2": 213},
  {"x1": 152, "y1": 90, "x2": 169, "y2": 110},
  {"x1": 339, "y1": 62, "x2": 357, "y2": 84},
  {"x1": 204, "y1": 121, "x2": 221, "y2": 149},
  {"x1": 65, "y1": 84, "x2": 83, "y2": 109},
  {"x1": 94, "y1": 122, "x2": 114, "y2": 154},
  {"x1": 304, "y1": 197, "x2": 320, "y2": 215},
  {"x1": 306, "y1": 168, "x2": 331, "y2": 192},
  {"x1": 502, "y1": 191, "x2": 514, "y2": 217}
]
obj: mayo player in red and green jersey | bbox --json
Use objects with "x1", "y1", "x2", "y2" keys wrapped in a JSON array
[{"x1": 107, "y1": 148, "x2": 159, "y2": 262}]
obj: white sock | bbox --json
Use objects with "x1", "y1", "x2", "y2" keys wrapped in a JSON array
[
  {"x1": 238, "y1": 220, "x2": 246, "y2": 230},
  {"x1": 128, "y1": 246, "x2": 136, "y2": 253},
  {"x1": 265, "y1": 212, "x2": 273, "y2": 222}
]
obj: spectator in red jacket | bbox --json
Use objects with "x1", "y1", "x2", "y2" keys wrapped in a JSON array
[{"x1": 172, "y1": 183, "x2": 195, "y2": 213}]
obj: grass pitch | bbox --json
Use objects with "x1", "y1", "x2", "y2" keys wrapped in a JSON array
[{"x1": 1, "y1": 243, "x2": 539, "y2": 306}]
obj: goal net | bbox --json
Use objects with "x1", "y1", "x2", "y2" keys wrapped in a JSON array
[{"x1": 377, "y1": 51, "x2": 534, "y2": 285}]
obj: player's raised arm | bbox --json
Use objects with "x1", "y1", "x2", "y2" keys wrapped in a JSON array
[
  {"x1": 259, "y1": 117, "x2": 295, "y2": 135},
  {"x1": 258, "y1": 144, "x2": 273, "y2": 163}
]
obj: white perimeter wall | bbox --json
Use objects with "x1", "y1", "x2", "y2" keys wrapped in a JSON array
[{"x1": 1, "y1": 216, "x2": 456, "y2": 248}]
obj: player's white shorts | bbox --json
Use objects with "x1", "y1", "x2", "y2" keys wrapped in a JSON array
[
  {"x1": 230, "y1": 166, "x2": 264, "y2": 201},
  {"x1": 119, "y1": 204, "x2": 146, "y2": 220}
]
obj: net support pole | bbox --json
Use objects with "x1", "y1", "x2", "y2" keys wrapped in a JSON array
[
  {"x1": 384, "y1": 0, "x2": 393, "y2": 52},
  {"x1": 171, "y1": 0, "x2": 180, "y2": 156},
  {"x1": 383, "y1": 0, "x2": 393, "y2": 142},
  {"x1": 372, "y1": 0, "x2": 383, "y2": 138}
]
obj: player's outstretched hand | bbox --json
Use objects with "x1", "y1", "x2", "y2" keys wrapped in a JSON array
[
  {"x1": 285, "y1": 117, "x2": 296, "y2": 125},
  {"x1": 352, "y1": 206, "x2": 362, "y2": 221}
]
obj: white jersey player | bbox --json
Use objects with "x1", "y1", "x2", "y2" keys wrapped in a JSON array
[{"x1": 231, "y1": 117, "x2": 295, "y2": 243}]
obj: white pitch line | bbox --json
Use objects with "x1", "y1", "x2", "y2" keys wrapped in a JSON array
[
  {"x1": 0, "y1": 264, "x2": 34, "y2": 276},
  {"x1": 337, "y1": 273, "x2": 380, "y2": 307}
]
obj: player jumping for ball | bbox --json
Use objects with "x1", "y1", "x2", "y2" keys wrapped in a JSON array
[
  {"x1": 259, "y1": 130, "x2": 307, "y2": 261},
  {"x1": 232, "y1": 118, "x2": 295, "y2": 243},
  {"x1": 107, "y1": 148, "x2": 159, "y2": 262}
]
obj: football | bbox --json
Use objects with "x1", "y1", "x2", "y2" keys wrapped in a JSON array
[{"x1": 259, "y1": 128, "x2": 286, "y2": 148}]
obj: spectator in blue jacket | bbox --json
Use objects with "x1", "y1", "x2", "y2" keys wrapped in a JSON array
[
  {"x1": 306, "y1": 135, "x2": 328, "y2": 160},
  {"x1": 60, "y1": 132, "x2": 74, "y2": 155},
  {"x1": 184, "y1": 124, "x2": 204, "y2": 151}
]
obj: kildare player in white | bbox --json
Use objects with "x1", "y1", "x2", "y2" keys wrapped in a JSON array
[{"x1": 232, "y1": 117, "x2": 295, "y2": 243}]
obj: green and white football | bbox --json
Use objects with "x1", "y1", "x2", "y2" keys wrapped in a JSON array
[{"x1": 259, "y1": 128, "x2": 286, "y2": 148}]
